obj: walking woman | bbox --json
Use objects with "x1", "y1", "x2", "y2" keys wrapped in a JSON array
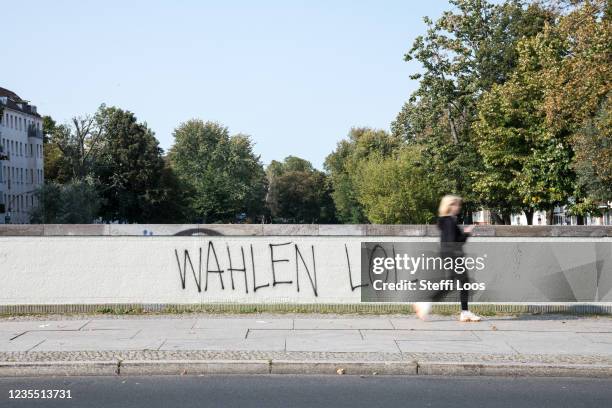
[{"x1": 413, "y1": 195, "x2": 482, "y2": 322}]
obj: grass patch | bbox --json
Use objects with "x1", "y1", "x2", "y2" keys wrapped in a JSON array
[
  {"x1": 0, "y1": 303, "x2": 609, "y2": 318},
  {"x1": 96, "y1": 307, "x2": 144, "y2": 315}
]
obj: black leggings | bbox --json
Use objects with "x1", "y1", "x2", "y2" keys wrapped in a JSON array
[{"x1": 430, "y1": 266, "x2": 470, "y2": 311}]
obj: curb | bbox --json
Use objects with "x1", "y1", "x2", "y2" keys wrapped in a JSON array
[
  {"x1": 270, "y1": 360, "x2": 417, "y2": 375},
  {"x1": 0, "y1": 361, "x2": 118, "y2": 377},
  {"x1": 119, "y1": 360, "x2": 271, "y2": 375},
  {"x1": 416, "y1": 362, "x2": 612, "y2": 378},
  {"x1": 2, "y1": 360, "x2": 611, "y2": 378}
]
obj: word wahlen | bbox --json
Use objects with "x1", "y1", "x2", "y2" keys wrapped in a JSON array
[{"x1": 174, "y1": 241, "x2": 330, "y2": 296}]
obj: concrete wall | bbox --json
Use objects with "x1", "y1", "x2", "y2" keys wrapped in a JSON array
[
  {"x1": 1, "y1": 224, "x2": 611, "y2": 237},
  {"x1": 0, "y1": 225, "x2": 610, "y2": 307}
]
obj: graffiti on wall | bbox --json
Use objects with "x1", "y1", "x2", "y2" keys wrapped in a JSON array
[{"x1": 174, "y1": 242, "x2": 369, "y2": 296}]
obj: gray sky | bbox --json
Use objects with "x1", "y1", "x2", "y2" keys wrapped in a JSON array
[{"x1": 4, "y1": 0, "x2": 448, "y2": 169}]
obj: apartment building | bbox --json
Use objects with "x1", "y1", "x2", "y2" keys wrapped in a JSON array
[{"x1": 0, "y1": 87, "x2": 44, "y2": 224}]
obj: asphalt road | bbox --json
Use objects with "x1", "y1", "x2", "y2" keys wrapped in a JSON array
[{"x1": 1, "y1": 375, "x2": 612, "y2": 408}]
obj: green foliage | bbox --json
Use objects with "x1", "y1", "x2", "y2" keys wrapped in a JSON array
[
  {"x1": 42, "y1": 115, "x2": 56, "y2": 143},
  {"x1": 391, "y1": 0, "x2": 555, "y2": 218},
  {"x1": 95, "y1": 105, "x2": 167, "y2": 223},
  {"x1": 354, "y1": 146, "x2": 444, "y2": 224},
  {"x1": 324, "y1": 128, "x2": 401, "y2": 223},
  {"x1": 30, "y1": 179, "x2": 101, "y2": 223},
  {"x1": 572, "y1": 99, "x2": 612, "y2": 201},
  {"x1": 266, "y1": 156, "x2": 336, "y2": 223},
  {"x1": 169, "y1": 120, "x2": 267, "y2": 223},
  {"x1": 45, "y1": 115, "x2": 104, "y2": 183},
  {"x1": 473, "y1": 0, "x2": 610, "y2": 220},
  {"x1": 148, "y1": 157, "x2": 194, "y2": 223}
]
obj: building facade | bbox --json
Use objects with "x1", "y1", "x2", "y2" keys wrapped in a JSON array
[
  {"x1": 473, "y1": 206, "x2": 611, "y2": 226},
  {"x1": 0, "y1": 87, "x2": 44, "y2": 224}
]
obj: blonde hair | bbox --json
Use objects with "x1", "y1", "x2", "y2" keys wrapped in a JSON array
[{"x1": 438, "y1": 195, "x2": 462, "y2": 217}]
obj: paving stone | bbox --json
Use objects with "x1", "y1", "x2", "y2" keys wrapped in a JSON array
[
  {"x1": 132, "y1": 328, "x2": 247, "y2": 340},
  {"x1": 81, "y1": 319, "x2": 196, "y2": 330},
  {"x1": 483, "y1": 319, "x2": 603, "y2": 332},
  {"x1": 361, "y1": 329, "x2": 480, "y2": 341},
  {"x1": 248, "y1": 329, "x2": 362, "y2": 340},
  {"x1": 0, "y1": 320, "x2": 90, "y2": 332},
  {"x1": 476, "y1": 331, "x2": 612, "y2": 355},
  {"x1": 0, "y1": 338, "x2": 47, "y2": 352},
  {"x1": 193, "y1": 318, "x2": 292, "y2": 330},
  {"x1": 580, "y1": 333, "x2": 612, "y2": 344},
  {"x1": 390, "y1": 317, "x2": 494, "y2": 331},
  {"x1": 282, "y1": 330, "x2": 399, "y2": 353},
  {"x1": 293, "y1": 318, "x2": 394, "y2": 330},
  {"x1": 30, "y1": 338, "x2": 164, "y2": 352},
  {"x1": 19, "y1": 329, "x2": 139, "y2": 341},
  {"x1": 160, "y1": 338, "x2": 285, "y2": 352}
]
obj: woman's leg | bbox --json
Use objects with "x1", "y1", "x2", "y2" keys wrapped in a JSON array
[
  {"x1": 457, "y1": 271, "x2": 470, "y2": 311},
  {"x1": 457, "y1": 270, "x2": 482, "y2": 321}
]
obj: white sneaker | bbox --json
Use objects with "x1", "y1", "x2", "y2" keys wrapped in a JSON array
[
  {"x1": 459, "y1": 311, "x2": 482, "y2": 322},
  {"x1": 413, "y1": 302, "x2": 431, "y2": 321}
]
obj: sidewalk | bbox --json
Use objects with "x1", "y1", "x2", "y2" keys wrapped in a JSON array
[{"x1": 1, "y1": 313, "x2": 612, "y2": 377}]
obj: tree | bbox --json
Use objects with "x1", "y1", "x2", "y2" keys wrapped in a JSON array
[
  {"x1": 42, "y1": 115, "x2": 56, "y2": 144},
  {"x1": 41, "y1": 115, "x2": 63, "y2": 182},
  {"x1": 324, "y1": 128, "x2": 401, "y2": 223},
  {"x1": 572, "y1": 100, "x2": 612, "y2": 202},
  {"x1": 45, "y1": 115, "x2": 105, "y2": 183},
  {"x1": 543, "y1": 0, "x2": 611, "y2": 206},
  {"x1": 354, "y1": 146, "x2": 445, "y2": 224},
  {"x1": 473, "y1": 24, "x2": 577, "y2": 224},
  {"x1": 168, "y1": 120, "x2": 267, "y2": 223},
  {"x1": 474, "y1": 0, "x2": 610, "y2": 224},
  {"x1": 146, "y1": 157, "x2": 194, "y2": 223},
  {"x1": 30, "y1": 179, "x2": 101, "y2": 223},
  {"x1": 95, "y1": 105, "x2": 166, "y2": 223},
  {"x1": 266, "y1": 156, "x2": 336, "y2": 223},
  {"x1": 392, "y1": 0, "x2": 556, "y2": 219}
]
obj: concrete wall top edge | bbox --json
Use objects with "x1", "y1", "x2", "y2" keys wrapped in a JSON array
[{"x1": 0, "y1": 224, "x2": 610, "y2": 237}]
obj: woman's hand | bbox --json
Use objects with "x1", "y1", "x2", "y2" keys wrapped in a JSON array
[{"x1": 463, "y1": 225, "x2": 474, "y2": 234}]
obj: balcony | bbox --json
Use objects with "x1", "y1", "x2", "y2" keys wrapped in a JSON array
[{"x1": 27, "y1": 124, "x2": 43, "y2": 139}]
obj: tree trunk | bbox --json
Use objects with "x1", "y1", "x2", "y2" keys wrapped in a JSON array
[
  {"x1": 490, "y1": 211, "x2": 504, "y2": 225},
  {"x1": 447, "y1": 106, "x2": 459, "y2": 144},
  {"x1": 502, "y1": 212, "x2": 511, "y2": 225},
  {"x1": 546, "y1": 209, "x2": 553, "y2": 225},
  {"x1": 524, "y1": 209, "x2": 534, "y2": 225}
]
